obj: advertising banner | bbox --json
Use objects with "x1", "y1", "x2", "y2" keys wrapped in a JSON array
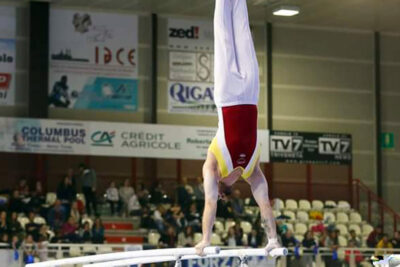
[
  {"x1": 270, "y1": 131, "x2": 352, "y2": 165},
  {"x1": 0, "y1": 117, "x2": 270, "y2": 162},
  {"x1": 167, "y1": 18, "x2": 215, "y2": 115},
  {"x1": 0, "y1": 6, "x2": 16, "y2": 106},
  {"x1": 182, "y1": 256, "x2": 275, "y2": 267},
  {"x1": 49, "y1": 9, "x2": 138, "y2": 111}
]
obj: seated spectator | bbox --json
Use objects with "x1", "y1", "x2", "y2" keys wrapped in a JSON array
[
  {"x1": 38, "y1": 224, "x2": 50, "y2": 241},
  {"x1": 186, "y1": 202, "x2": 201, "y2": 231},
  {"x1": 106, "y1": 181, "x2": 120, "y2": 216},
  {"x1": 193, "y1": 177, "x2": 204, "y2": 208},
  {"x1": 8, "y1": 211, "x2": 23, "y2": 238},
  {"x1": 367, "y1": 225, "x2": 383, "y2": 248},
  {"x1": 119, "y1": 179, "x2": 134, "y2": 217},
  {"x1": 69, "y1": 201, "x2": 81, "y2": 225},
  {"x1": 10, "y1": 235, "x2": 21, "y2": 250},
  {"x1": 50, "y1": 230, "x2": 63, "y2": 244},
  {"x1": 0, "y1": 211, "x2": 8, "y2": 236},
  {"x1": 302, "y1": 231, "x2": 317, "y2": 267},
  {"x1": 61, "y1": 216, "x2": 79, "y2": 243},
  {"x1": 345, "y1": 240, "x2": 363, "y2": 267},
  {"x1": 128, "y1": 193, "x2": 141, "y2": 216},
  {"x1": 79, "y1": 222, "x2": 92, "y2": 243},
  {"x1": 159, "y1": 226, "x2": 177, "y2": 248},
  {"x1": 281, "y1": 229, "x2": 298, "y2": 248},
  {"x1": 166, "y1": 204, "x2": 186, "y2": 231},
  {"x1": 216, "y1": 198, "x2": 234, "y2": 219},
  {"x1": 140, "y1": 206, "x2": 155, "y2": 229},
  {"x1": 176, "y1": 177, "x2": 192, "y2": 212},
  {"x1": 25, "y1": 212, "x2": 40, "y2": 241},
  {"x1": 225, "y1": 226, "x2": 237, "y2": 247},
  {"x1": 149, "y1": 182, "x2": 163, "y2": 204},
  {"x1": 246, "y1": 229, "x2": 263, "y2": 248},
  {"x1": 92, "y1": 217, "x2": 105, "y2": 244},
  {"x1": 9, "y1": 190, "x2": 24, "y2": 213},
  {"x1": 57, "y1": 176, "x2": 76, "y2": 214},
  {"x1": 0, "y1": 233, "x2": 9, "y2": 246},
  {"x1": 348, "y1": 229, "x2": 361, "y2": 248},
  {"x1": 230, "y1": 189, "x2": 249, "y2": 220},
  {"x1": 177, "y1": 225, "x2": 195, "y2": 247},
  {"x1": 21, "y1": 234, "x2": 36, "y2": 264},
  {"x1": 17, "y1": 179, "x2": 29, "y2": 198},
  {"x1": 153, "y1": 205, "x2": 166, "y2": 232},
  {"x1": 376, "y1": 233, "x2": 393, "y2": 249},
  {"x1": 47, "y1": 199, "x2": 66, "y2": 231},
  {"x1": 391, "y1": 231, "x2": 400, "y2": 249},
  {"x1": 136, "y1": 183, "x2": 150, "y2": 207},
  {"x1": 234, "y1": 223, "x2": 244, "y2": 246}
]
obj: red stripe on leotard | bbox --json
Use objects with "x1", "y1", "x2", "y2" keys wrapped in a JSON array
[{"x1": 222, "y1": 105, "x2": 257, "y2": 170}]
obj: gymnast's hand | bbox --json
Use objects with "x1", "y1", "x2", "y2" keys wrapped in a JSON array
[
  {"x1": 195, "y1": 240, "x2": 210, "y2": 256},
  {"x1": 265, "y1": 238, "x2": 281, "y2": 256}
]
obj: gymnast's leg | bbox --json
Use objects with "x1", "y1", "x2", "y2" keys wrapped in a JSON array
[{"x1": 247, "y1": 163, "x2": 281, "y2": 253}]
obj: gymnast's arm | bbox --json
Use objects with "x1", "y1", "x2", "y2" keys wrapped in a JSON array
[{"x1": 195, "y1": 158, "x2": 219, "y2": 255}]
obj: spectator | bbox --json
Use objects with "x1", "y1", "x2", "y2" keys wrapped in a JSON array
[
  {"x1": 79, "y1": 222, "x2": 92, "y2": 243},
  {"x1": 391, "y1": 231, "x2": 400, "y2": 248},
  {"x1": 21, "y1": 234, "x2": 36, "y2": 264},
  {"x1": 367, "y1": 225, "x2": 383, "y2": 248},
  {"x1": 159, "y1": 226, "x2": 177, "y2": 248},
  {"x1": 345, "y1": 240, "x2": 363, "y2": 267},
  {"x1": 225, "y1": 226, "x2": 237, "y2": 247},
  {"x1": 149, "y1": 182, "x2": 163, "y2": 204},
  {"x1": 325, "y1": 230, "x2": 341, "y2": 267},
  {"x1": 193, "y1": 177, "x2": 204, "y2": 205},
  {"x1": 106, "y1": 181, "x2": 120, "y2": 216},
  {"x1": 66, "y1": 168, "x2": 77, "y2": 188},
  {"x1": 8, "y1": 211, "x2": 23, "y2": 238},
  {"x1": 29, "y1": 181, "x2": 45, "y2": 213},
  {"x1": 246, "y1": 229, "x2": 263, "y2": 248},
  {"x1": 176, "y1": 177, "x2": 191, "y2": 211},
  {"x1": 153, "y1": 205, "x2": 166, "y2": 232},
  {"x1": 128, "y1": 193, "x2": 141, "y2": 216},
  {"x1": 79, "y1": 163, "x2": 97, "y2": 216},
  {"x1": 25, "y1": 212, "x2": 40, "y2": 241},
  {"x1": 234, "y1": 223, "x2": 244, "y2": 246},
  {"x1": 38, "y1": 224, "x2": 50, "y2": 241},
  {"x1": 186, "y1": 202, "x2": 201, "y2": 231},
  {"x1": 17, "y1": 179, "x2": 29, "y2": 198},
  {"x1": 348, "y1": 229, "x2": 361, "y2": 248},
  {"x1": 0, "y1": 211, "x2": 8, "y2": 236},
  {"x1": 92, "y1": 217, "x2": 105, "y2": 244},
  {"x1": 137, "y1": 183, "x2": 150, "y2": 207},
  {"x1": 140, "y1": 206, "x2": 155, "y2": 229},
  {"x1": 57, "y1": 176, "x2": 76, "y2": 210},
  {"x1": 9, "y1": 190, "x2": 24, "y2": 213},
  {"x1": 302, "y1": 231, "x2": 317, "y2": 267},
  {"x1": 281, "y1": 230, "x2": 299, "y2": 267},
  {"x1": 47, "y1": 199, "x2": 66, "y2": 231},
  {"x1": 119, "y1": 179, "x2": 134, "y2": 217},
  {"x1": 376, "y1": 233, "x2": 393, "y2": 249},
  {"x1": 10, "y1": 235, "x2": 21, "y2": 250},
  {"x1": 61, "y1": 216, "x2": 79, "y2": 243},
  {"x1": 165, "y1": 204, "x2": 186, "y2": 231},
  {"x1": 230, "y1": 189, "x2": 246, "y2": 220},
  {"x1": 0, "y1": 233, "x2": 9, "y2": 245},
  {"x1": 69, "y1": 201, "x2": 81, "y2": 225},
  {"x1": 177, "y1": 225, "x2": 195, "y2": 247}
]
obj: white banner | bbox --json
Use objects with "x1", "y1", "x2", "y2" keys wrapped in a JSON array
[
  {"x1": 0, "y1": 117, "x2": 270, "y2": 162},
  {"x1": 168, "y1": 18, "x2": 213, "y2": 51},
  {"x1": 49, "y1": 9, "x2": 139, "y2": 111},
  {"x1": 0, "y1": 6, "x2": 16, "y2": 106}
]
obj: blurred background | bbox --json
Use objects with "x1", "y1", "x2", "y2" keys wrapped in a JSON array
[{"x1": 0, "y1": 0, "x2": 399, "y2": 266}]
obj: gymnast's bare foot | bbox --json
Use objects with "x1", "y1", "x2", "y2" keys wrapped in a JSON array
[{"x1": 195, "y1": 240, "x2": 210, "y2": 256}]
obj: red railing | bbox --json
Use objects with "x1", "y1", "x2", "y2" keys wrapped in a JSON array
[{"x1": 353, "y1": 179, "x2": 400, "y2": 233}]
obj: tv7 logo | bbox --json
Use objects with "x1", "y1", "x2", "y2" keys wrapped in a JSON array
[
  {"x1": 318, "y1": 137, "x2": 351, "y2": 154},
  {"x1": 270, "y1": 136, "x2": 303, "y2": 152}
]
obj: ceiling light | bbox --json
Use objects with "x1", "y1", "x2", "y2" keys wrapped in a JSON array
[{"x1": 273, "y1": 6, "x2": 300, "y2": 16}]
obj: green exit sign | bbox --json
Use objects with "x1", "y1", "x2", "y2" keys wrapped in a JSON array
[{"x1": 381, "y1": 132, "x2": 394, "y2": 149}]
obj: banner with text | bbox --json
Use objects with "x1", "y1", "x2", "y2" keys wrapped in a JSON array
[
  {"x1": 270, "y1": 131, "x2": 352, "y2": 165},
  {"x1": 167, "y1": 18, "x2": 215, "y2": 115},
  {"x1": 49, "y1": 9, "x2": 138, "y2": 111},
  {"x1": 0, "y1": 117, "x2": 269, "y2": 162},
  {"x1": 0, "y1": 6, "x2": 16, "y2": 106}
]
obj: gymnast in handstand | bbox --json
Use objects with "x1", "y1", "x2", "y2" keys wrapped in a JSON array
[{"x1": 195, "y1": 0, "x2": 281, "y2": 255}]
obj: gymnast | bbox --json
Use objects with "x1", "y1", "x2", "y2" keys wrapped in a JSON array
[{"x1": 195, "y1": 0, "x2": 281, "y2": 256}]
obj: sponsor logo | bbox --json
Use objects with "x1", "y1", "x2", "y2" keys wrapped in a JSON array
[
  {"x1": 169, "y1": 26, "x2": 199, "y2": 39},
  {"x1": 237, "y1": 153, "x2": 247, "y2": 165},
  {"x1": 318, "y1": 137, "x2": 351, "y2": 155},
  {"x1": 95, "y1": 47, "x2": 136, "y2": 66},
  {"x1": 0, "y1": 73, "x2": 11, "y2": 90},
  {"x1": 91, "y1": 131, "x2": 115, "y2": 146},
  {"x1": 18, "y1": 127, "x2": 86, "y2": 144},
  {"x1": 0, "y1": 53, "x2": 14, "y2": 64},
  {"x1": 270, "y1": 135, "x2": 303, "y2": 153},
  {"x1": 169, "y1": 82, "x2": 214, "y2": 103}
]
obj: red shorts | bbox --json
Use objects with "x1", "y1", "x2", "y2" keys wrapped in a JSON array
[{"x1": 209, "y1": 105, "x2": 260, "y2": 179}]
